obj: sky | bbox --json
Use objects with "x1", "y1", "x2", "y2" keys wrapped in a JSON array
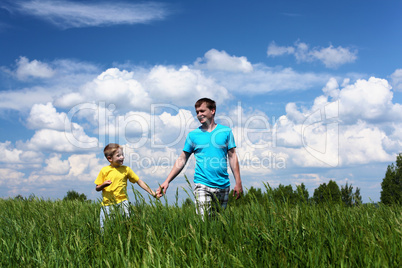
[{"x1": 0, "y1": 0, "x2": 401, "y2": 204}]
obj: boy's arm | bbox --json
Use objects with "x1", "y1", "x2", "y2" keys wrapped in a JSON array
[
  {"x1": 228, "y1": 148, "x2": 243, "y2": 199},
  {"x1": 95, "y1": 180, "x2": 112, "y2": 191},
  {"x1": 157, "y1": 151, "x2": 191, "y2": 197},
  {"x1": 136, "y1": 179, "x2": 157, "y2": 197}
]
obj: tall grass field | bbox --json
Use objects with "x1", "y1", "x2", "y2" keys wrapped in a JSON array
[{"x1": 1, "y1": 189, "x2": 401, "y2": 267}]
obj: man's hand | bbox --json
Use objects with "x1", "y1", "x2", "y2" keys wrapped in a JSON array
[
  {"x1": 232, "y1": 181, "x2": 243, "y2": 200},
  {"x1": 156, "y1": 181, "x2": 169, "y2": 198}
]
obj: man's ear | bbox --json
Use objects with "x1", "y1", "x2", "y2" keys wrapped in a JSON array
[{"x1": 211, "y1": 108, "x2": 216, "y2": 116}]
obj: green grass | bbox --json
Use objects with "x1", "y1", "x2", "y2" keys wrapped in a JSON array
[{"x1": 0, "y1": 192, "x2": 401, "y2": 267}]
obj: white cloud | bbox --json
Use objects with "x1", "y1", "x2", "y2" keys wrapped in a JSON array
[
  {"x1": 0, "y1": 87, "x2": 54, "y2": 111},
  {"x1": 55, "y1": 66, "x2": 231, "y2": 112},
  {"x1": 81, "y1": 68, "x2": 152, "y2": 111},
  {"x1": 267, "y1": 41, "x2": 295, "y2": 56},
  {"x1": 54, "y1": 92, "x2": 84, "y2": 108},
  {"x1": 15, "y1": 56, "x2": 55, "y2": 80},
  {"x1": 0, "y1": 141, "x2": 43, "y2": 165},
  {"x1": 310, "y1": 45, "x2": 357, "y2": 68},
  {"x1": 338, "y1": 77, "x2": 402, "y2": 123},
  {"x1": 68, "y1": 153, "x2": 101, "y2": 179},
  {"x1": 215, "y1": 66, "x2": 330, "y2": 94},
  {"x1": 9, "y1": 0, "x2": 170, "y2": 29},
  {"x1": 322, "y1": 77, "x2": 340, "y2": 99},
  {"x1": 43, "y1": 154, "x2": 70, "y2": 175},
  {"x1": 26, "y1": 153, "x2": 103, "y2": 184},
  {"x1": 27, "y1": 102, "x2": 67, "y2": 130},
  {"x1": 23, "y1": 127, "x2": 98, "y2": 153},
  {"x1": 271, "y1": 77, "x2": 400, "y2": 167},
  {"x1": 390, "y1": 69, "x2": 402, "y2": 91},
  {"x1": 340, "y1": 121, "x2": 392, "y2": 165},
  {"x1": 0, "y1": 141, "x2": 24, "y2": 163},
  {"x1": 382, "y1": 123, "x2": 402, "y2": 152},
  {"x1": 267, "y1": 41, "x2": 357, "y2": 68},
  {"x1": 194, "y1": 49, "x2": 253, "y2": 73},
  {"x1": 143, "y1": 65, "x2": 231, "y2": 106},
  {"x1": 0, "y1": 57, "x2": 100, "y2": 112},
  {"x1": 0, "y1": 168, "x2": 25, "y2": 186}
]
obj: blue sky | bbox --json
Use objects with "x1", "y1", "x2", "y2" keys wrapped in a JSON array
[{"x1": 1, "y1": 0, "x2": 401, "y2": 203}]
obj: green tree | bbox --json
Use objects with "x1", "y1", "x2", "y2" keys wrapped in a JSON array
[
  {"x1": 182, "y1": 197, "x2": 194, "y2": 208},
  {"x1": 313, "y1": 180, "x2": 341, "y2": 204},
  {"x1": 63, "y1": 190, "x2": 87, "y2": 202},
  {"x1": 295, "y1": 183, "x2": 309, "y2": 203},
  {"x1": 341, "y1": 182, "x2": 362, "y2": 206},
  {"x1": 381, "y1": 153, "x2": 402, "y2": 205},
  {"x1": 14, "y1": 195, "x2": 25, "y2": 201},
  {"x1": 354, "y1": 187, "x2": 362, "y2": 205},
  {"x1": 341, "y1": 182, "x2": 353, "y2": 206},
  {"x1": 228, "y1": 186, "x2": 262, "y2": 206},
  {"x1": 245, "y1": 186, "x2": 264, "y2": 204},
  {"x1": 273, "y1": 184, "x2": 296, "y2": 204}
]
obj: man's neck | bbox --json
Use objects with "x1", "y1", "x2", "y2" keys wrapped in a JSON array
[{"x1": 201, "y1": 120, "x2": 217, "y2": 132}]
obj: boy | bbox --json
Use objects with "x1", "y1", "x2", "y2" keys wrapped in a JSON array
[{"x1": 95, "y1": 143, "x2": 156, "y2": 229}]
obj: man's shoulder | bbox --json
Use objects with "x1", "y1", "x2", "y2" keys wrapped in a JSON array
[
  {"x1": 187, "y1": 127, "x2": 203, "y2": 138},
  {"x1": 189, "y1": 124, "x2": 232, "y2": 132},
  {"x1": 215, "y1": 124, "x2": 233, "y2": 135},
  {"x1": 216, "y1": 124, "x2": 232, "y2": 131}
]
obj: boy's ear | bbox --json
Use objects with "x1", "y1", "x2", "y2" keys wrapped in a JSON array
[{"x1": 107, "y1": 156, "x2": 112, "y2": 163}]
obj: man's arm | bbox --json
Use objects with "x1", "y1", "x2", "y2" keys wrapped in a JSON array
[
  {"x1": 228, "y1": 148, "x2": 243, "y2": 199},
  {"x1": 156, "y1": 151, "x2": 191, "y2": 197}
]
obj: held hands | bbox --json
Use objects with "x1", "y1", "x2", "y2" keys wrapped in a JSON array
[
  {"x1": 156, "y1": 181, "x2": 169, "y2": 198},
  {"x1": 150, "y1": 190, "x2": 158, "y2": 199}
]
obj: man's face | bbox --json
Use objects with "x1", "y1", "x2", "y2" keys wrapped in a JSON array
[{"x1": 196, "y1": 102, "x2": 215, "y2": 124}]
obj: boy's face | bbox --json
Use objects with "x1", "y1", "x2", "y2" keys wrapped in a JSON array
[
  {"x1": 196, "y1": 102, "x2": 215, "y2": 125},
  {"x1": 108, "y1": 148, "x2": 124, "y2": 167}
]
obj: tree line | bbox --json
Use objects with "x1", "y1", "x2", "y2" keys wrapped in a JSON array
[
  {"x1": 226, "y1": 181, "x2": 362, "y2": 207},
  {"x1": 12, "y1": 154, "x2": 402, "y2": 206}
]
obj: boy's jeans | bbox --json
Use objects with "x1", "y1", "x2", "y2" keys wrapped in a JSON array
[{"x1": 99, "y1": 200, "x2": 130, "y2": 229}]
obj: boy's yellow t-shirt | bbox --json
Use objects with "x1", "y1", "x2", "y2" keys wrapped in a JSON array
[{"x1": 94, "y1": 165, "x2": 139, "y2": 206}]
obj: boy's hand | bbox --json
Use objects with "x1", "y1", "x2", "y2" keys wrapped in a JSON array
[
  {"x1": 96, "y1": 180, "x2": 112, "y2": 191},
  {"x1": 150, "y1": 190, "x2": 158, "y2": 199}
]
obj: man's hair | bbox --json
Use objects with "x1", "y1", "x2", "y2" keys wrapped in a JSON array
[
  {"x1": 104, "y1": 143, "x2": 121, "y2": 159},
  {"x1": 195, "y1": 98, "x2": 216, "y2": 111}
]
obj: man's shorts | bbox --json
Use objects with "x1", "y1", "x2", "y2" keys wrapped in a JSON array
[{"x1": 193, "y1": 183, "x2": 230, "y2": 218}]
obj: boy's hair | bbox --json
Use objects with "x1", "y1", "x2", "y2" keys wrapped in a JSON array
[
  {"x1": 104, "y1": 143, "x2": 121, "y2": 159},
  {"x1": 195, "y1": 98, "x2": 216, "y2": 111}
]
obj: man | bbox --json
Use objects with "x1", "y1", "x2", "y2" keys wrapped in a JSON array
[{"x1": 157, "y1": 98, "x2": 243, "y2": 218}]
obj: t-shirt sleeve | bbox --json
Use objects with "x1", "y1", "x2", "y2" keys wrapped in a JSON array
[
  {"x1": 183, "y1": 133, "x2": 194, "y2": 153},
  {"x1": 227, "y1": 129, "x2": 236, "y2": 150},
  {"x1": 94, "y1": 169, "x2": 105, "y2": 185},
  {"x1": 127, "y1": 167, "x2": 140, "y2": 184}
]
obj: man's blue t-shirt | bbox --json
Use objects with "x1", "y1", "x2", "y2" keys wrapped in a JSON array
[{"x1": 183, "y1": 124, "x2": 236, "y2": 189}]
